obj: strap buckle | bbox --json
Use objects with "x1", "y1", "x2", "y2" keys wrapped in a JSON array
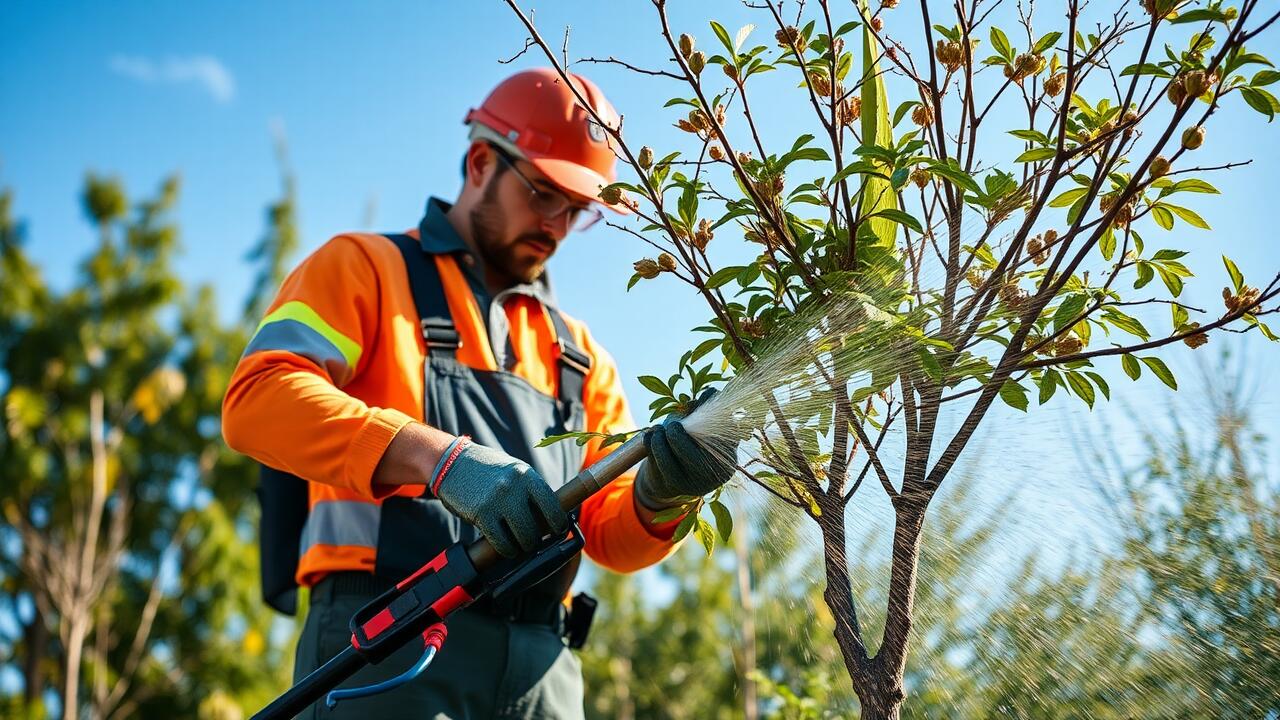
[
  {"x1": 421, "y1": 318, "x2": 462, "y2": 351},
  {"x1": 555, "y1": 340, "x2": 592, "y2": 376}
]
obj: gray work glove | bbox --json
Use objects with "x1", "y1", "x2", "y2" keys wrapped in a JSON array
[
  {"x1": 434, "y1": 441, "x2": 568, "y2": 558},
  {"x1": 634, "y1": 392, "x2": 737, "y2": 510}
]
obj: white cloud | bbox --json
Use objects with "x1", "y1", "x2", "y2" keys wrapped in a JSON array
[{"x1": 110, "y1": 54, "x2": 236, "y2": 103}]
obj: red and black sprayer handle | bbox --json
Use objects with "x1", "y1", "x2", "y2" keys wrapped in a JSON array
[{"x1": 250, "y1": 433, "x2": 650, "y2": 720}]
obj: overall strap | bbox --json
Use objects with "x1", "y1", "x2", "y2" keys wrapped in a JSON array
[
  {"x1": 546, "y1": 308, "x2": 592, "y2": 410},
  {"x1": 385, "y1": 234, "x2": 460, "y2": 357},
  {"x1": 385, "y1": 233, "x2": 590, "y2": 409}
]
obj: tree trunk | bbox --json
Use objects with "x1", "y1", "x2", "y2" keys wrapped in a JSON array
[
  {"x1": 22, "y1": 606, "x2": 48, "y2": 704},
  {"x1": 819, "y1": 491, "x2": 929, "y2": 719},
  {"x1": 62, "y1": 614, "x2": 87, "y2": 720},
  {"x1": 733, "y1": 507, "x2": 758, "y2": 720}
]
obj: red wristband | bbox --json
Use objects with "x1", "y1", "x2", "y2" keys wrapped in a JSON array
[{"x1": 431, "y1": 436, "x2": 471, "y2": 496}]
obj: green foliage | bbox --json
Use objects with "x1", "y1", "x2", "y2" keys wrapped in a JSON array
[{"x1": 0, "y1": 174, "x2": 296, "y2": 717}]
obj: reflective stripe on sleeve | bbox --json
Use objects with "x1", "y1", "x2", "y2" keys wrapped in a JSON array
[
  {"x1": 299, "y1": 500, "x2": 380, "y2": 556},
  {"x1": 244, "y1": 301, "x2": 363, "y2": 384}
]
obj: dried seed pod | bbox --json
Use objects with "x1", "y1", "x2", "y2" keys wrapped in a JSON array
[
  {"x1": 808, "y1": 71, "x2": 832, "y2": 96},
  {"x1": 658, "y1": 252, "x2": 677, "y2": 271},
  {"x1": 634, "y1": 258, "x2": 661, "y2": 278},
  {"x1": 837, "y1": 96, "x2": 862, "y2": 126},
  {"x1": 599, "y1": 185, "x2": 624, "y2": 205},
  {"x1": 775, "y1": 26, "x2": 806, "y2": 53},
  {"x1": 1027, "y1": 235, "x2": 1049, "y2": 265},
  {"x1": 679, "y1": 33, "x2": 695, "y2": 59},
  {"x1": 1182, "y1": 323, "x2": 1209, "y2": 349},
  {"x1": 1181, "y1": 125, "x2": 1205, "y2": 150},
  {"x1": 1053, "y1": 335, "x2": 1084, "y2": 356},
  {"x1": 638, "y1": 146, "x2": 654, "y2": 170},
  {"x1": 911, "y1": 102, "x2": 934, "y2": 127},
  {"x1": 740, "y1": 318, "x2": 766, "y2": 339},
  {"x1": 723, "y1": 63, "x2": 739, "y2": 81},
  {"x1": 999, "y1": 283, "x2": 1030, "y2": 312},
  {"x1": 966, "y1": 269, "x2": 986, "y2": 289},
  {"x1": 708, "y1": 144, "x2": 724, "y2": 161},
  {"x1": 1149, "y1": 155, "x2": 1171, "y2": 178},
  {"x1": 871, "y1": 16, "x2": 884, "y2": 32},
  {"x1": 692, "y1": 218, "x2": 714, "y2": 250},
  {"x1": 688, "y1": 109, "x2": 709, "y2": 131},
  {"x1": 882, "y1": 0, "x2": 900, "y2": 8},
  {"x1": 937, "y1": 40, "x2": 965, "y2": 72},
  {"x1": 909, "y1": 167, "x2": 931, "y2": 188},
  {"x1": 1167, "y1": 76, "x2": 1188, "y2": 106},
  {"x1": 1044, "y1": 72, "x2": 1066, "y2": 96},
  {"x1": 677, "y1": 119, "x2": 698, "y2": 134},
  {"x1": 714, "y1": 104, "x2": 726, "y2": 125},
  {"x1": 1182, "y1": 69, "x2": 1209, "y2": 98},
  {"x1": 688, "y1": 51, "x2": 706, "y2": 76},
  {"x1": 737, "y1": 151, "x2": 753, "y2": 165}
]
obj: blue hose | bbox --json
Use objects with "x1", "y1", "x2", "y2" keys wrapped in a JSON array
[{"x1": 324, "y1": 645, "x2": 439, "y2": 709}]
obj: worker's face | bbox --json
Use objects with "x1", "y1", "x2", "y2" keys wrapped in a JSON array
[{"x1": 470, "y1": 147, "x2": 580, "y2": 286}]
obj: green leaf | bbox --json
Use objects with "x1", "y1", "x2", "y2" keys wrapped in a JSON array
[
  {"x1": 1053, "y1": 294, "x2": 1087, "y2": 334},
  {"x1": 1085, "y1": 371, "x2": 1111, "y2": 400},
  {"x1": 1141, "y1": 356, "x2": 1177, "y2": 390},
  {"x1": 695, "y1": 517, "x2": 717, "y2": 556},
  {"x1": 1103, "y1": 308, "x2": 1151, "y2": 339},
  {"x1": 735, "y1": 24, "x2": 755, "y2": 53},
  {"x1": 1015, "y1": 147, "x2": 1057, "y2": 163},
  {"x1": 1099, "y1": 228, "x2": 1117, "y2": 261},
  {"x1": 1169, "y1": 7, "x2": 1231, "y2": 24},
  {"x1": 673, "y1": 512, "x2": 698, "y2": 543},
  {"x1": 1252, "y1": 70, "x2": 1280, "y2": 88},
  {"x1": 1162, "y1": 203, "x2": 1210, "y2": 229},
  {"x1": 709, "y1": 21, "x2": 736, "y2": 57},
  {"x1": 1155, "y1": 264, "x2": 1184, "y2": 297},
  {"x1": 710, "y1": 500, "x2": 734, "y2": 542},
  {"x1": 1172, "y1": 303, "x2": 1189, "y2": 329},
  {"x1": 999, "y1": 380, "x2": 1029, "y2": 412},
  {"x1": 1009, "y1": 129, "x2": 1051, "y2": 144},
  {"x1": 990, "y1": 27, "x2": 1013, "y2": 61},
  {"x1": 918, "y1": 347, "x2": 942, "y2": 380},
  {"x1": 705, "y1": 266, "x2": 741, "y2": 289},
  {"x1": 1120, "y1": 62, "x2": 1172, "y2": 78},
  {"x1": 1223, "y1": 255, "x2": 1244, "y2": 292},
  {"x1": 869, "y1": 208, "x2": 924, "y2": 233},
  {"x1": 1151, "y1": 205, "x2": 1175, "y2": 230},
  {"x1": 1122, "y1": 353, "x2": 1141, "y2": 380},
  {"x1": 638, "y1": 375, "x2": 671, "y2": 396},
  {"x1": 1050, "y1": 188, "x2": 1088, "y2": 208},
  {"x1": 1065, "y1": 371, "x2": 1096, "y2": 408},
  {"x1": 927, "y1": 161, "x2": 982, "y2": 193},
  {"x1": 1241, "y1": 87, "x2": 1280, "y2": 121},
  {"x1": 1038, "y1": 369, "x2": 1060, "y2": 405},
  {"x1": 1167, "y1": 178, "x2": 1219, "y2": 194},
  {"x1": 1034, "y1": 31, "x2": 1062, "y2": 54},
  {"x1": 1135, "y1": 261, "x2": 1155, "y2": 289},
  {"x1": 651, "y1": 505, "x2": 688, "y2": 523}
]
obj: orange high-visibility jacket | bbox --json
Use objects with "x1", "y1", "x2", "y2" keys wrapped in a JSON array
[{"x1": 222, "y1": 217, "x2": 679, "y2": 588}]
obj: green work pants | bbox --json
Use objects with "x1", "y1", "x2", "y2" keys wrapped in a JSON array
[{"x1": 292, "y1": 574, "x2": 585, "y2": 720}]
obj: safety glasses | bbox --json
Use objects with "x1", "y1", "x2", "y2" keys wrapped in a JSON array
[{"x1": 490, "y1": 146, "x2": 604, "y2": 233}]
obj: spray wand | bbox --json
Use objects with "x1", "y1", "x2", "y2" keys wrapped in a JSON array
[{"x1": 250, "y1": 433, "x2": 650, "y2": 720}]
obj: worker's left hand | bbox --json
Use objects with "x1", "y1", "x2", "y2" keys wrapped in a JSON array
[{"x1": 633, "y1": 391, "x2": 737, "y2": 510}]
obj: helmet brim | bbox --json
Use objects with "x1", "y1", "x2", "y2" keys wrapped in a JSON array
[{"x1": 528, "y1": 156, "x2": 633, "y2": 216}]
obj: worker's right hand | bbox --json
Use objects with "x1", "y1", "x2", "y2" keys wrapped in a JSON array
[{"x1": 431, "y1": 440, "x2": 568, "y2": 558}]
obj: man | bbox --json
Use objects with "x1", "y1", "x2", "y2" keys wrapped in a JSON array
[{"x1": 222, "y1": 68, "x2": 733, "y2": 719}]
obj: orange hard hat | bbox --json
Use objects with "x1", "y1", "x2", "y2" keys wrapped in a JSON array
[{"x1": 465, "y1": 68, "x2": 630, "y2": 213}]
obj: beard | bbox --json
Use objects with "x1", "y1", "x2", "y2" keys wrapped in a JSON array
[{"x1": 470, "y1": 184, "x2": 555, "y2": 286}]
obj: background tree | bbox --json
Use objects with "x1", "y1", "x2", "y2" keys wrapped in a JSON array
[
  {"x1": 0, "y1": 172, "x2": 296, "y2": 718},
  {"x1": 505, "y1": 0, "x2": 1280, "y2": 715}
]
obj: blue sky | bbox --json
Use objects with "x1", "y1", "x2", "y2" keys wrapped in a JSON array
[{"x1": 3, "y1": 1, "x2": 1278, "y2": 557}]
